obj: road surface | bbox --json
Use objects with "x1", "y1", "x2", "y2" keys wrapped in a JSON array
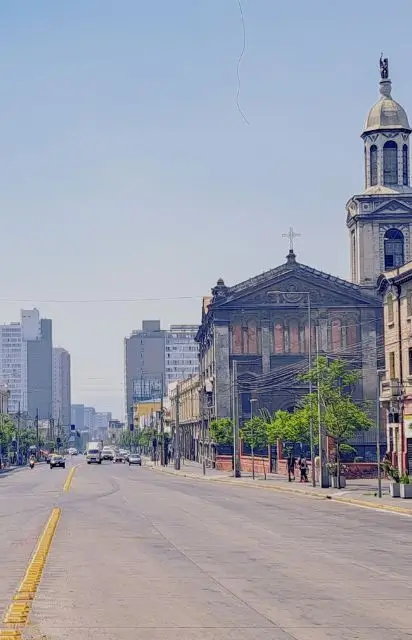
[{"x1": 0, "y1": 460, "x2": 412, "y2": 639}]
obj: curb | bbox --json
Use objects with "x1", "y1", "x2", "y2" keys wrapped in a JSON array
[{"x1": 147, "y1": 463, "x2": 412, "y2": 516}]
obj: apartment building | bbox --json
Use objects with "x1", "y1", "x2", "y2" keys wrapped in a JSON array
[{"x1": 378, "y1": 263, "x2": 412, "y2": 473}]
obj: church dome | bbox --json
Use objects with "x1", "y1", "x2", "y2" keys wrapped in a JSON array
[
  {"x1": 364, "y1": 96, "x2": 410, "y2": 133},
  {"x1": 363, "y1": 61, "x2": 411, "y2": 135}
]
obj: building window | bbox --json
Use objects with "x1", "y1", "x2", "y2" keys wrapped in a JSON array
[
  {"x1": 370, "y1": 144, "x2": 378, "y2": 186},
  {"x1": 387, "y1": 293, "x2": 394, "y2": 323},
  {"x1": 409, "y1": 348, "x2": 412, "y2": 376},
  {"x1": 389, "y1": 351, "x2": 396, "y2": 379},
  {"x1": 351, "y1": 231, "x2": 357, "y2": 280},
  {"x1": 407, "y1": 291, "x2": 412, "y2": 316},
  {"x1": 384, "y1": 228, "x2": 404, "y2": 269},
  {"x1": 403, "y1": 144, "x2": 409, "y2": 186},
  {"x1": 383, "y1": 141, "x2": 398, "y2": 185}
]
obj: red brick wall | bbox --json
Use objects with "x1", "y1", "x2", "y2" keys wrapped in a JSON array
[{"x1": 215, "y1": 456, "x2": 380, "y2": 479}]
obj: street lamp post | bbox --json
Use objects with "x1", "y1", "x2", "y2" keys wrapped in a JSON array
[
  {"x1": 250, "y1": 398, "x2": 258, "y2": 480},
  {"x1": 376, "y1": 369, "x2": 386, "y2": 498}
]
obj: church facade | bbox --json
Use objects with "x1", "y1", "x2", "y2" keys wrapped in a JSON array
[{"x1": 195, "y1": 58, "x2": 411, "y2": 461}]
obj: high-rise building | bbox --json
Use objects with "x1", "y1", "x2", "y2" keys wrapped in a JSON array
[
  {"x1": 165, "y1": 325, "x2": 199, "y2": 389},
  {"x1": 52, "y1": 348, "x2": 71, "y2": 429},
  {"x1": 71, "y1": 404, "x2": 85, "y2": 431},
  {"x1": 84, "y1": 406, "x2": 96, "y2": 432},
  {"x1": 0, "y1": 322, "x2": 23, "y2": 413},
  {"x1": 124, "y1": 321, "x2": 166, "y2": 426},
  {"x1": 0, "y1": 309, "x2": 53, "y2": 417}
]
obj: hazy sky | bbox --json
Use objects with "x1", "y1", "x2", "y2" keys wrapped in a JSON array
[{"x1": 1, "y1": 0, "x2": 412, "y2": 418}]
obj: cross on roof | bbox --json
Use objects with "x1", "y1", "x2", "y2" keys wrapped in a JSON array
[{"x1": 282, "y1": 227, "x2": 301, "y2": 252}]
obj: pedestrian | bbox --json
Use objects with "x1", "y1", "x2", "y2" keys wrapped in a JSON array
[
  {"x1": 287, "y1": 452, "x2": 296, "y2": 482},
  {"x1": 299, "y1": 456, "x2": 309, "y2": 483}
]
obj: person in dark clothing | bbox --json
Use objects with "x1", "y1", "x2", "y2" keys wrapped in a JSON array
[
  {"x1": 298, "y1": 456, "x2": 309, "y2": 483},
  {"x1": 287, "y1": 453, "x2": 296, "y2": 482}
]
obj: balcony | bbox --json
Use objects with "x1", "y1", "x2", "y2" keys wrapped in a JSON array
[{"x1": 380, "y1": 378, "x2": 401, "y2": 403}]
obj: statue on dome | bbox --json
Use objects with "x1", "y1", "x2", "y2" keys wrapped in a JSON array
[{"x1": 380, "y1": 55, "x2": 389, "y2": 79}]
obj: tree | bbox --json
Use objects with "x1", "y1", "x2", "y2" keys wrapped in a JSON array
[
  {"x1": 209, "y1": 418, "x2": 233, "y2": 445},
  {"x1": 241, "y1": 416, "x2": 268, "y2": 450},
  {"x1": 0, "y1": 414, "x2": 15, "y2": 451},
  {"x1": 299, "y1": 356, "x2": 373, "y2": 485},
  {"x1": 264, "y1": 409, "x2": 310, "y2": 454}
]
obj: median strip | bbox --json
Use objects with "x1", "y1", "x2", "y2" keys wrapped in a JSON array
[
  {"x1": 0, "y1": 507, "x2": 61, "y2": 633},
  {"x1": 63, "y1": 466, "x2": 76, "y2": 492}
]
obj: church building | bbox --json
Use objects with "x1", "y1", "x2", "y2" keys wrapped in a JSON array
[{"x1": 195, "y1": 58, "x2": 410, "y2": 461}]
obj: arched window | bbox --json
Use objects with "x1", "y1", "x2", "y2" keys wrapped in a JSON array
[
  {"x1": 383, "y1": 141, "x2": 398, "y2": 185},
  {"x1": 403, "y1": 144, "x2": 409, "y2": 186},
  {"x1": 386, "y1": 294, "x2": 394, "y2": 324},
  {"x1": 370, "y1": 145, "x2": 378, "y2": 186},
  {"x1": 384, "y1": 228, "x2": 404, "y2": 269}
]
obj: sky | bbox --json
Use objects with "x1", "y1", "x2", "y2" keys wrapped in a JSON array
[{"x1": 1, "y1": 0, "x2": 412, "y2": 418}]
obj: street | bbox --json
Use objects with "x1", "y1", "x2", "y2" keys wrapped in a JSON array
[{"x1": 0, "y1": 461, "x2": 412, "y2": 639}]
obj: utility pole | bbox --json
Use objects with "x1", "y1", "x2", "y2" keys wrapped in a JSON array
[
  {"x1": 376, "y1": 369, "x2": 385, "y2": 498},
  {"x1": 160, "y1": 374, "x2": 165, "y2": 466},
  {"x1": 250, "y1": 398, "x2": 258, "y2": 480},
  {"x1": 232, "y1": 360, "x2": 241, "y2": 478},
  {"x1": 174, "y1": 383, "x2": 181, "y2": 470},
  {"x1": 200, "y1": 385, "x2": 206, "y2": 475},
  {"x1": 307, "y1": 293, "x2": 315, "y2": 487},
  {"x1": 35, "y1": 408, "x2": 39, "y2": 460},
  {"x1": 316, "y1": 327, "x2": 328, "y2": 488},
  {"x1": 16, "y1": 402, "x2": 21, "y2": 465}
]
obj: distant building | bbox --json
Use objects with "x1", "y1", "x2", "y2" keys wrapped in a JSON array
[
  {"x1": 0, "y1": 385, "x2": 10, "y2": 414},
  {"x1": 165, "y1": 325, "x2": 199, "y2": 389},
  {"x1": 71, "y1": 404, "x2": 85, "y2": 431},
  {"x1": 124, "y1": 321, "x2": 200, "y2": 427},
  {"x1": 52, "y1": 348, "x2": 71, "y2": 429},
  {"x1": 84, "y1": 406, "x2": 96, "y2": 432},
  {"x1": 124, "y1": 321, "x2": 166, "y2": 426},
  {"x1": 0, "y1": 309, "x2": 53, "y2": 418}
]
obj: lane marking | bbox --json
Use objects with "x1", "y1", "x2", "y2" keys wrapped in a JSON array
[
  {"x1": 63, "y1": 466, "x2": 76, "y2": 492},
  {"x1": 0, "y1": 507, "x2": 61, "y2": 634}
]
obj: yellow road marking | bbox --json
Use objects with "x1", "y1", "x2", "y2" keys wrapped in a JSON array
[
  {"x1": 63, "y1": 465, "x2": 76, "y2": 492},
  {"x1": 0, "y1": 507, "x2": 61, "y2": 633}
]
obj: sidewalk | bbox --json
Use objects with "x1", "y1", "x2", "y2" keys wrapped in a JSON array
[{"x1": 144, "y1": 457, "x2": 412, "y2": 516}]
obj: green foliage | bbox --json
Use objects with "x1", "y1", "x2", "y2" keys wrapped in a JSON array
[
  {"x1": 209, "y1": 418, "x2": 233, "y2": 445},
  {"x1": 264, "y1": 409, "x2": 310, "y2": 446},
  {"x1": 0, "y1": 414, "x2": 15, "y2": 449},
  {"x1": 240, "y1": 416, "x2": 268, "y2": 449},
  {"x1": 119, "y1": 430, "x2": 142, "y2": 449}
]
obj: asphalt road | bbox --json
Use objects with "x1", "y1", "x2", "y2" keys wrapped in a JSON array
[{"x1": 1, "y1": 460, "x2": 412, "y2": 639}]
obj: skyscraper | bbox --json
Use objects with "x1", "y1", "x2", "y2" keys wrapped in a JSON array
[
  {"x1": 124, "y1": 321, "x2": 166, "y2": 426},
  {"x1": 52, "y1": 348, "x2": 71, "y2": 429},
  {"x1": 0, "y1": 309, "x2": 53, "y2": 418},
  {"x1": 165, "y1": 325, "x2": 199, "y2": 389}
]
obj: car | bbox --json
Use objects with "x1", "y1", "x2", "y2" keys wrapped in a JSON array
[
  {"x1": 128, "y1": 454, "x2": 141, "y2": 466},
  {"x1": 50, "y1": 455, "x2": 66, "y2": 469},
  {"x1": 102, "y1": 448, "x2": 114, "y2": 461},
  {"x1": 113, "y1": 453, "x2": 125, "y2": 464}
]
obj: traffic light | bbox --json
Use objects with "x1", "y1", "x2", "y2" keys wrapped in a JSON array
[
  {"x1": 56, "y1": 437, "x2": 61, "y2": 446},
  {"x1": 70, "y1": 424, "x2": 76, "y2": 432},
  {"x1": 129, "y1": 424, "x2": 134, "y2": 432}
]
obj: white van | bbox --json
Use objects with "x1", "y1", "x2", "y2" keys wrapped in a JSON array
[{"x1": 86, "y1": 441, "x2": 102, "y2": 464}]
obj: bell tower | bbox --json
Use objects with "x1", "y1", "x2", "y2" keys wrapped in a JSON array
[{"x1": 347, "y1": 56, "x2": 412, "y2": 287}]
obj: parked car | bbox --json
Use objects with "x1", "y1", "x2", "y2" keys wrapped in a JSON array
[
  {"x1": 128, "y1": 454, "x2": 141, "y2": 467},
  {"x1": 50, "y1": 455, "x2": 66, "y2": 469}
]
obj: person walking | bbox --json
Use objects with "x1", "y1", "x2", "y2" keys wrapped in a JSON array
[
  {"x1": 287, "y1": 452, "x2": 296, "y2": 482},
  {"x1": 299, "y1": 456, "x2": 309, "y2": 483}
]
